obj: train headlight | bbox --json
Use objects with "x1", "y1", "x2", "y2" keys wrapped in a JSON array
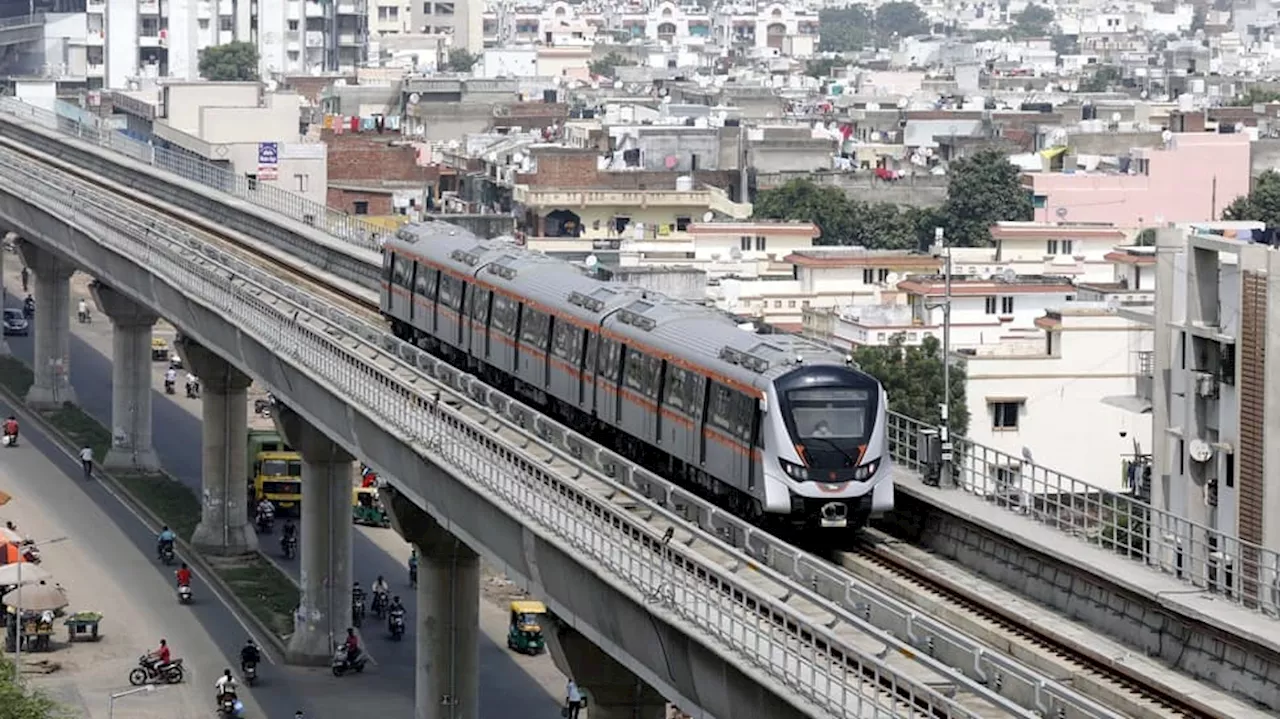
[
  {"x1": 852, "y1": 459, "x2": 881, "y2": 481},
  {"x1": 780, "y1": 459, "x2": 810, "y2": 481}
]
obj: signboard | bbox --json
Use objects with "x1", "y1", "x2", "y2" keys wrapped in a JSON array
[{"x1": 257, "y1": 142, "x2": 279, "y2": 181}]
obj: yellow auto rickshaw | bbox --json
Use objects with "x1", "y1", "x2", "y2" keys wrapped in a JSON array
[
  {"x1": 506, "y1": 600, "x2": 546, "y2": 655},
  {"x1": 151, "y1": 337, "x2": 170, "y2": 362},
  {"x1": 352, "y1": 486, "x2": 390, "y2": 527}
]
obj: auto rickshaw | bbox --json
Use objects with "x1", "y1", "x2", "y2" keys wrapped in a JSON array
[
  {"x1": 151, "y1": 337, "x2": 170, "y2": 362},
  {"x1": 506, "y1": 600, "x2": 546, "y2": 655},
  {"x1": 352, "y1": 486, "x2": 390, "y2": 527}
]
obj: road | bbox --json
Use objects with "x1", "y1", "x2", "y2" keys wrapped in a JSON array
[
  {"x1": 0, "y1": 396, "x2": 267, "y2": 719},
  {"x1": 2, "y1": 266, "x2": 566, "y2": 717}
]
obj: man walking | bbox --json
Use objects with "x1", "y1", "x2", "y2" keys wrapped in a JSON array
[
  {"x1": 79, "y1": 445, "x2": 93, "y2": 479},
  {"x1": 565, "y1": 679, "x2": 584, "y2": 719}
]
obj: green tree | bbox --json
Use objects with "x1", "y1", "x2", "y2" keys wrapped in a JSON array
[
  {"x1": 1012, "y1": 3, "x2": 1055, "y2": 38},
  {"x1": 589, "y1": 51, "x2": 628, "y2": 78},
  {"x1": 197, "y1": 41, "x2": 259, "y2": 81},
  {"x1": 1222, "y1": 171, "x2": 1280, "y2": 226},
  {"x1": 805, "y1": 57, "x2": 841, "y2": 79},
  {"x1": 874, "y1": 1, "x2": 929, "y2": 44},
  {"x1": 0, "y1": 658, "x2": 70, "y2": 718},
  {"x1": 1229, "y1": 87, "x2": 1280, "y2": 106},
  {"x1": 445, "y1": 49, "x2": 479, "y2": 72},
  {"x1": 1079, "y1": 64, "x2": 1123, "y2": 92},
  {"x1": 852, "y1": 334, "x2": 969, "y2": 436},
  {"x1": 818, "y1": 6, "x2": 873, "y2": 52},
  {"x1": 1051, "y1": 33, "x2": 1079, "y2": 55},
  {"x1": 752, "y1": 178, "x2": 921, "y2": 249},
  {"x1": 937, "y1": 149, "x2": 1034, "y2": 247}
]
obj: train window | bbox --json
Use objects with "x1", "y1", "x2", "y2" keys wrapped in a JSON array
[
  {"x1": 709, "y1": 383, "x2": 754, "y2": 443},
  {"x1": 490, "y1": 295, "x2": 517, "y2": 335},
  {"x1": 551, "y1": 322, "x2": 583, "y2": 362},
  {"x1": 598, "y1": 337, "x2": 622, "y2": 381},
  {"x1": 520, "y1": 308, "x2": 551, "y2": 349},
  {"x1": 382, "y1": 252, "x2": 394, "y2": 282},
  {"x1": 623, "y1": 349, "x2": 661, "y2": 398},
  {"x1": 438, "y1": 274, "x2": 458, "y2": 309},
  {"x1": 413, "y1": 264, "x2": 434, "y2": 297},
  {"x1": 584, "y1": 333, "x2": 599, "y2": 373},
  {"x1": 686, "y1": 374, "x2": 706, "y2": 417},
  {"x1": 470, "y1": 287, "x2": 491, "y2": 322},
  {"x1": 663, "y1": 366, "x2": 689, "y2": 410},
  {"x1": 392, "y1": 254, "x2": 413, "y2": 288}
]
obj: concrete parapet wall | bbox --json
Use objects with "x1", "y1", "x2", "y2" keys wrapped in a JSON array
[{"x1": 756, "y1": 171, "x2": 950, "y2": 208}]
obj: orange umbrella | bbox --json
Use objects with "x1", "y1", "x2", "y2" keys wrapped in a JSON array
[
  {"x1": 0, "y1": 489, "x2": 11, "y2": 506},
  {"x1": 0, "y1": 543, "x2": 25, "y2": 565}
]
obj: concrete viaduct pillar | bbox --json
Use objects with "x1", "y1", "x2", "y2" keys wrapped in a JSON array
[
  {"x1": 178, "y1": 336, "x2": 257, "y2": 555},
  {"x1": 18, "y1": 241, "x2": 76, "y2": 408},
  {"x1": 90, "y1": 281, "x2": 161, "y2": 472},
  {"x1": 0, "y1": 231, "x2": 13, "y2": 356},
  {"x1": 546, "y1": 626, "x2": 667, "y2": 719},
  {"x1": 273, "y1": 404, "x2": 355, "y2": 665},
  {"x1": 383, "y1": 487, "x2": 480, "y2": 719}
]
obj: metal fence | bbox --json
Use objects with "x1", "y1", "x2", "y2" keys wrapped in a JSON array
[
  {"x1": 0, "y1": 144, "x2": 1003, "y2": 719},
  {"x1": 886, "y1": 411, "x2": 1280, "y2": 618},
  {"x1": 0, "y1": 97, "x2": 384, "y2": 251}
]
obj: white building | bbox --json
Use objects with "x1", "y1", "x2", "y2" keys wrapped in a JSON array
[
  {"x1": 713, "y1": 2, "x2": 819, "y2": 59},
  {"x1": 953, "y1": 223, "x2": 1139, "y2": 286}
]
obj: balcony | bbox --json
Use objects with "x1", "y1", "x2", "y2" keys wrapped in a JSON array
[
  {"x1": 87, "y1": 0, "x2": 105, "y2": 11},
  {"x1": 87, "y1": 63, "x2": 105, "y2": 76},
  {"x1": 305, "y1": 1, "x2": 326, "y2": 17},
  {"x1": 139, "y1": 0, "x2": 160, "y2": 13},
  {"x1": 219, "y1": 0, "x2": 234, "y2": 14},
  {"x1": 513, "y1": 187, "x2": 720, "y2": 209},
  {"x1": 338, "y1": 32, "x2": 362, "y2": 45},
  {"x1": 85, "y1": 30, "x2": 104, "y2": 45},
  {"x1": 1135, "y1": 350, "x2": 1153, "y2": 402},
  {"x1": 337, "y1": 2, "x2": 360, "y2": 14},
  {"x1": 137, "y1": 32, "x2": 165, "y2": 47},
  {"x1": 304, "y1": 30, "x2": 325, "y2": 47}
]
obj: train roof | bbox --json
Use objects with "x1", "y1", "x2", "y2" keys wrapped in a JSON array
[{"x1": 386, "y1": 223, "x2": 863, "y2": 391}]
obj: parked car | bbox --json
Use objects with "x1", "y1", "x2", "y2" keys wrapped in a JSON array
[{"x1": 2, "y1": 308, "x2": 28, "y2": 336}]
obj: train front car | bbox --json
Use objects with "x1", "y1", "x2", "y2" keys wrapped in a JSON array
[{"x1": 762, "y1": 363, "x2": 892, "y2": 532}]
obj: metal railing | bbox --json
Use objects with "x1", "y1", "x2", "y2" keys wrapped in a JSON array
[
  {"x1": 0, "y1": 97, "x2": 385, "y2": 251},
  {"x1": 0, "y1": 13, "x2": 44, "y2": 30},
  {"x1": 0, "y1": 146, "x2": 996, "y2": 719},
  {"x1": 885, "y1": 412, "x2": 1280, "y2": 619},
  {"x1": 0, "y1": 110, "x2": 1133, "y2": 718}
]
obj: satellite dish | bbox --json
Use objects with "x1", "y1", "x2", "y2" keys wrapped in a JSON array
[
  {"x1": 1106, "y1": 295, "x2": 1120, "y2": 311},
  {"x1": 1001, "y1": 267, "x2": 1017, "y2": 282},
  {"x1": 1111, "y1": 112, "x2": 1122, "y2": 123},
  {"x1": 884, "y1": 272, "x2": 900, "y2": 285},
  {"x1": 1189, "y1": 439, "x2": 1214, "y2": 463},
  {"x1": 1161, "y1": 129, "x2": 1173, "y2": 144},
  {"x1": 1055, "y1": 207, "x2": 1069, "y2": 219},
  {"x1": 702, "y1": 211, "x2": 714, "y2": 222},
  {"x1": 513, "y1": 152, "x2": 525, "y2": 164},
  {"x1": 408, "y1": 92, "x2": 421, "y2": 104},
  {"x1": 584, "y1": 255, "x2": 598, "y2": 269},
  {"x1": 729, "y1": 247, "x2": 743, "y2": 260}
]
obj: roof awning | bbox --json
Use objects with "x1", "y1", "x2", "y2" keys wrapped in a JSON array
[
  {"x1": 985, "y1": 396, "x2": 1027, "y2": 404},
  {"x1": 1040, "y1": 146, "x2": 1068, "y2": 160}
]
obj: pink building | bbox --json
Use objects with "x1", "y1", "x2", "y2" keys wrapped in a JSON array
[{"x1": 1022, "y1": 133, "x2": 1251, "y2": 227}]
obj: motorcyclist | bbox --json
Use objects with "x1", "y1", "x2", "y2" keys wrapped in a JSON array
[
  {"x1": 2, "y1": 416, "x2": 17, "y2": 446},
  {"x1": 387, "y1": 595, "x2": 406, "y2": 633},
  {"x1": 157, "y1": 526, "x2": 176, "y2": 559},
  {"x1": 22, "y1": 294, "x2": 33, "y2": 317},
  {"x1": 239, "y1": 639, "x2": 261, "y2": 673},
  {"x1": 77, "y1": 298, "x2": 89, "y2": 323},
  {"x1": 146, "y1": 639, "x2": 172, "y2": 673},
  {"x1": 175, "y1": 563, "x2": 192, "y2": 589},
  {"x1": 343, "y1": 627, "x2": 361, "y2": 665},
  {"x1": 185, "y1": 373, "x2": 199, "y2": 397},
  {"x1": 371, "y1": 575, "x2": 389, "y2": 612},
  {"x1": 280, "y1": 520, "x2": 297, "y2": 553},
  {"x1": 214, "y1": 668, "x2": 238, "y2": 706},
  {"x1": 163, "y1": 367, "x2": 177, "y2": 393},
  {"x1": 255, "y1": 498, "x2": 275, "y2": 527}
]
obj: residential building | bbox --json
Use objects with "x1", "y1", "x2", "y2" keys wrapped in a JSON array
[
  {"x1": 1149, "y1": 227, "x2": 1280, "y2": 592},
  {"x1": 713, "y1": 2, "x2": 819, "y2": 58},
  {"x1": 411, "y1": 0, "x2": 483, "y2": 51},
  {"x1": 1022, "y1": 132, "x2": 1251, "y2": 228},
  {"x1": 111, "y1": 82, "x2": 328, "y2": 207},
  {"x1": 959, "y1": 223, "x2": 1136, "y2": 285}
]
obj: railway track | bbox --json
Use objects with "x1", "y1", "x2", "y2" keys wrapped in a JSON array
[
  {"x1": 840, "y1": 530, "x2": 1235, "y2": 719},
  {"x1": 0, "y1": 134, "x2": 1251, "y2": 719}
]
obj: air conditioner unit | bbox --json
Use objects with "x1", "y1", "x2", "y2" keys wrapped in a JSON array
[{"x1": 1195, "y1": 372, "x2": 1219, "y2": 399}]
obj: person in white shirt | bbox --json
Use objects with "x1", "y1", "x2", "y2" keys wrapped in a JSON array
[
  {"x1": 565, "y1": 679, "x2": 584, "y2": 719},
  {"x1": 214, "y1": 668, "x2": 238, "y2": 706},
  {"x1": 76, "y1": 299, "x2": 90, "y2": 323},
  {"x1": 164, "y1": 367, "x2": 177, "y2": 394},
  {"x1": 78, "y1": 446, "x2": 93, "y2": 479}
]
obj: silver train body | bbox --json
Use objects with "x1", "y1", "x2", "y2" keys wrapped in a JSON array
[{"x1": 379, "y1": 223, "x2": 894, "y2": 530}]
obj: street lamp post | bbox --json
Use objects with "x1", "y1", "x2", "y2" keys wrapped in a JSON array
[
  {"x1": 10, "y1": 536, "x2": 67, "y2": 685},
  {"x1": 109, "y1": 685, "x2": 156, "y2": 718},
  {"x1": 934, "y1": 227, "x2": 954, "y2": 487}
]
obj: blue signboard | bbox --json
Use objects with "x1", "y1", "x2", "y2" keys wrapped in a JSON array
[{"x1": 257, "y1": 142, "x2": 279, "y2": 166}]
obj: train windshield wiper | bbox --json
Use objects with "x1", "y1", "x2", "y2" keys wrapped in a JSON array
[{"x1": 805, "y1": 436, "x2": 858, "y2": 468}]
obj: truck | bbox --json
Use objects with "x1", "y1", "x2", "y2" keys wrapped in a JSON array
[{"x1": 248, "y1": 428, "x2": 303, "y2": 515}]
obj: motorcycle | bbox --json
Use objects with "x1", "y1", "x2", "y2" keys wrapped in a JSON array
[
  {"x1": 3, "y1": 425, "x2": 18, "y2": 448},
  {"x1": 243, "y1": 662, "x2": 258, "y2": 686},
  {"x1": 177, "y1": 583, "x2": 192, "y2": 604},
  {"x1": 280, "y1": 533, "x2": 297, "y2": 560},
  {"x1": 255, "y1": 511, "x2": 274, "y2": 535},
  {"x1": 20, "y1": 544, "x2": 40, "y2": 564},
  {"x1": 371, "y1": 591, "x2": 388, "y2": 619},
  {"x1": 388, "y1": 608, "x2": 405, "y2": 641},
  {"x1": 352, "y1": 597, "x2": 366, "y2": 628},
  {"x1": 217, "y1": 693, "x2": 244, "y2": 717},
  {"x1": 331, "y1": 647, "x2": 368, "y2": 677},
  {"x1": 159, "y1": 543, "x2": 175, "y2": 565},
  {"x1": 77, "y1": 308, "x2": 91, "y2": 324},
  {"x1": 163, "y1": 379, "x2": 175, "y2": 395},
  {"x1": 128, "y1": 655, "x2": 184, "y2": 685},
  {"x1": 185, "y1": 381, "x2": 200, "y2": 399}
]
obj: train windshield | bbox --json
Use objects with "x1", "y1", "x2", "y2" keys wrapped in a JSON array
[{"x1": 787, "y1": 388, "x2": 871, "y2": 441}]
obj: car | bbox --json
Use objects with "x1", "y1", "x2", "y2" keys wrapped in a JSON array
[{"x1": 2, "y1": 308, "x2": 28, "y2": 336}]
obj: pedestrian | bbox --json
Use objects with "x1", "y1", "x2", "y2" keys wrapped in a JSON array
[
  {"x1": 20, "y1": 266, "x2": 28, "y2": 293},
  {"x1": 79, "y1": 445, "x2": 93, "y2": 479},
  {"x1": 565, "y1": 678, "x2": 583, "y2": 719}
]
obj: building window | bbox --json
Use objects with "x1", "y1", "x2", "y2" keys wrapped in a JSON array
[
  {"x1": 1001, "y1": 296, "x2": 1014, "y2": 314},
  {"x1": 219, "y1": 16, "x2": 233, "y2": 31},
  {"x1": 878, "y1": 268, "x2": 890, "y2": 282},
  {"x1": 675, "y1": 215, "x2": 691, "y2": 231},
  {"x1": 1046, "y1": 239, "x2": 1074, "y2": 255},
  {"x1": 862, "y1": 268, "x2": 875, "y2": 284},
  {"x1": 773, "y1": 300, "x2": 781, "y2": 308},
  {"x1": 755, "y1": 236, "x2": 766, "y2": 251},
  {"x1": 294, "y1": 174, "x2": 309, "y2": 193},
  {"x1": 740, "y1": 236, "x2": 751, "y2": 251},
  {"x1": 1032, "y1": 194, "x2": 1047, "y2": 209},
  {"x1": 353, "y1": 200, "x2": 369, "y2": 215},
  {"x1": 199, "y1": 18, "x2": 210, "y2": 29},
  {"x1": 379, "y1": 6, "x2": 398, "y2": 19},
  {"x1": 984, "y1": 296, "x2": 997, "y2": 314},
  {"x1": 422, "y1": 2, "x2": 432, "y2": 13},
  {"x1": 801, "y1": 300, "x2": 810, "y2": 307},
  {"x1": 787, "y1": 300, "x2": 796, "y2": 308},
  {"x1": 288, "y1": 19, "x2": 299, "y2": 30},
  {"x1": 992, "y1": 402, "x2": 1019, "y2": 430}
]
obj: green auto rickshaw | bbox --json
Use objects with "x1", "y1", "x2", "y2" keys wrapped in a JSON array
[
  {"x1": 506, "y1": 600, "x2": 547, "y2": 655},
  {"x1": 352, "y1": 487, "x2": 390, "y2": 528}
]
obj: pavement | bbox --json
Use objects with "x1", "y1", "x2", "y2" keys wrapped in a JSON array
[
  {"x1": 2, "y1": 260, "x2": 568, "y2": 717},
  {"x1": 0, "y1": 401, "x2": 267, "y2": 719}
]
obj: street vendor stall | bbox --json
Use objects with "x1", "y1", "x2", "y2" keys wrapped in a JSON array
[{"x1": 2, "y1": 580, "x2": 67, "y2": 653}]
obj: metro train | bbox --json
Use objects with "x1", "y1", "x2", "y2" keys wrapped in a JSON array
[{"x1": 379, "y1": 223, "x2": 894, "y2": 533}]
